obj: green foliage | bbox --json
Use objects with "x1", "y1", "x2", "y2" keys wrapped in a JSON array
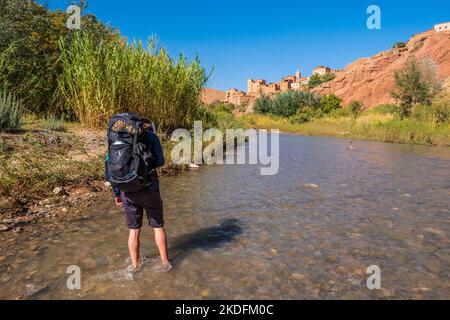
[
  {"x1": 372, "y1": 104, "x2": 401, "y2": 115},
  {"x1": 253, "y1": 94, "x2": 272, "y2": 114},
  {"x1": 195, "y1": 106, "x2": 218, "y2": 128},
  {"x1": 329, "y1": 107, "x2": 352, "y2": 118},
  {"x1": 238, "y1": 105, "x2": 247, "y2": 113},
  {"x1": 322, "y1": 73, "x2": 336, "y2": 82},
  {"x1": 195, "y1": 104, "x2": 242, "y2": 131},
  {"x1": 211, "y1": 102, "x2": 235, "y2": 114},
  {"x1": 391, "y1": 57, "x2": 443, "y2": 118},
  {"x1": 320, "y1": 94, "x2": 342, "y2": 114},
  {"x1": 393, "y1": 41, "x2": 406, "y2": 49},
  {"x1": 214, "y1": 111, "x2": 243, "y2": 131},
  {"x1": 272, "y1": 91, "x2": 303, "y2": 117},
  {"x1": 0, "y1": 145, "x2": 104, "y2": 215},
  {"x1": 308, "y1": 74, "x2": 322, "y2": 88},
  {"x1": 289, "y1": 107, "x2": 318, "y2": 124},
  {"x1": 429, "y1": 95, "x2": 450, "y2": 125},
  {"x1": 244, "y1": 111, "x2": 449, "y2": 146},
  {"x1": 349, "y1": 101, "x2": 364, "y2": 117},
  {"x1": 413, "y1": 94, "x2": 450, "y2": 125},
  {"x1": 0, "y1": 0, "x2": 120, "y2": 115},
  {"x1": 58, "y1": 33, "x2": 208, "y2": 132},
  {"x1": 254, "y1": 91, "x2": 342, "y2": 123},
  {"x1": 0, "y1": 89, "x2": 22, "y2": 132},
  {"x1": 0, "y1": 1, "x2": 209, "y2": 130},
  {"x1": 254, "y1": 91, "x2": 321, "y2": 117},
  {"x1": 308, "y1": 73, "x2": 336, "y2": 88},
  {"x1": 44, "y1": 115, "x2": 66, "y2": 132}
]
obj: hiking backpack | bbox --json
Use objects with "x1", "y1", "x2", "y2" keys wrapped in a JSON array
[{"x1": 105, "y1": 113, "x2": 155, "y2": 193}]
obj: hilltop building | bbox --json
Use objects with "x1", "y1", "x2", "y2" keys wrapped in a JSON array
[
  {"x1": 224, "y1": 66, "x2": 332, "y2": 110},
  {"x1": 313, "y1": 66, "x2": 331, "y2": 76},
  {"x1": 247, "y1": 79, "x2": 266, "y2": 94},
  {"x1": 247, "y1": 69, "x2": 305, "y2": 95},
  {"x1": 434, "y1": 22, "x2": 450, "y2": 33},
  {"x1": 225, "y1": 88, "x2": 248, "y2": 105}
]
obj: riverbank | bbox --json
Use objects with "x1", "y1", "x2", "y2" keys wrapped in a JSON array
[
  {"x1": 0, "y1": 117, "x2": 183, "y2": 232},
  {"x1": 241, "y1": 109, "x2": 450, "y2": 146}
]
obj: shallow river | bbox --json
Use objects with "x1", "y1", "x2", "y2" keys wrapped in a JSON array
[{"x1": 0, "y1": 135, "x2": 449, "y2": 299}]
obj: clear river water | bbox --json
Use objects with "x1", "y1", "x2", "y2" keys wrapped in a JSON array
[{"x1": 0, "y1": 134, "x2": 449, "y2": 299}]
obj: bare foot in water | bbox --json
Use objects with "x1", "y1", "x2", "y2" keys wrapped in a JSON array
[
  {"x1": 158, "y1": 261, "x2": 173, "y2": 273},
  {"x1": 126, "y1": 261, "x2": 145, "y2": 279}
]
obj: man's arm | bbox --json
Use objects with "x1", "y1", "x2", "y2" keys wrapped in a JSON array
[
  {"x1": 113, "y1": 186, "x2": 121, "y2": 197},
  {"x1": 147, "y1": 132, "x2": 165, "y2": 168}
]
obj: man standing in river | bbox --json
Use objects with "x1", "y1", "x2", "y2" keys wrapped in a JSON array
[{"x1": 109, "y1": 115, "x2": 172, "y2": 273}]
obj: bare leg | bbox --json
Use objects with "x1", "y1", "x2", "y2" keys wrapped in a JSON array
[
  {"x1": 154, "y1": 227, "x2": 169, "y2": 265},
  {"x1": 128, "y1": 228, "x2": 141, "y2": 270}
]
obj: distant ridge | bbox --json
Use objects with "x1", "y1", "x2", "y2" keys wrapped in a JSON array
[
  {"x1": 201, "y1": 88, "x2": 226, "y2": 104},
  {"x1": 313, "y1": 29, "x2": 450, "y2": 108}
]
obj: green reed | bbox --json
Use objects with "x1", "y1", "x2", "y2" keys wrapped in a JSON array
[{"x1": 58, "y1": 33, "x2": 208, "y2": 132}]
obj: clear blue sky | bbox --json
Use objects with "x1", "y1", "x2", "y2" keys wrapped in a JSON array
[{"x1": 50, "y1": 0, "x2": 450, "y2": 91}]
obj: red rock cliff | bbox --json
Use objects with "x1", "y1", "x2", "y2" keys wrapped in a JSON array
[{"x1": 314, "y1": 30, "x2": 450, "y2": 108}]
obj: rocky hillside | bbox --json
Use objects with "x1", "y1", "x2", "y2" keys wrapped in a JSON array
[
  {"x1": 314, "y1": 30, "x2": 450, "y2": 108},
  {"x1": 201, "y1": 88, "x2": 226, "y2": 104}
]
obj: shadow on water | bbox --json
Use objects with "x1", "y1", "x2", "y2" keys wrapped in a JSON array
[{"x1": 169, "y1": 218, "x2": 243, "y2": 265}]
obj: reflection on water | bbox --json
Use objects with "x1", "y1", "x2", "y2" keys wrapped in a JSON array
[{"x1": 0, "y1": 135, "x2": 449, "y2": 299}]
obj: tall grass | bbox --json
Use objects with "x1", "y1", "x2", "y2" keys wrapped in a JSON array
[
  {"x1": 0, "y1": 89, "x2": 23, "y2": 132},
  {"x1": 58, "y1": 33, "x2": 208, "y2": 132},
  {"x1": 243, "y1": 108, "x2": 450, "y2": 146},
  {"x1": 44, "y1": 115, "x2": 66, "y2": 132}
]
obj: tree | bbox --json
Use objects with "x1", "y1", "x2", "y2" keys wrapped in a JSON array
[
  {"x1": 254, "y1": 94, "x2": 272, "y2": 114},
  {"x1": 349, "y1": 101, "x2": 364, "y2": 117},
  {"x1": 320, "y1": 94, "x2": 342, "y2": 114},
  {"x1": 391, "y1": 57, "x2": 442, "y2": 118},
  {"x1": 0, "y1": 0, "x2": 120, "y2": 115}
]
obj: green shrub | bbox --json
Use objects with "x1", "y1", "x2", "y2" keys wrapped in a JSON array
[
  {"x1": 349, "y1": 101, "x2": 364, "y2": 117},
  {"x1": 289, "y1": 107, "x2": 318, "y2": 124},
  {"x1": 212, "y1": 103, "x2": 235, "y2": 114},
  {"x1": 0, "y1": 89, "x2": 22, "y2": 132},
  {"x1": 195, "y1": 106, "x2": 218, "y2": 128},
  {"x1": 254, "y1": 91, "x2": 321, "y2": 117},
  {"x1": 393, "y1": 41, "x2": 406, "y2": 49},
  {"x1": 429, "y1": 95, "x2": 450, "y2": 125},
  {"x1": 238, "y1": 104, "x2": 247, "y2": 113},
  {"x1": 320, "y1": 94, "x2": 342, "y2": 114},
  {"x1": 329, "y1": 107, "x2": 352, "y2": 118},
  {"x1": 44, "y1": 115, "x2": 67, "y2": 132},
  {"x1": 195, "y1": 105, "x2": 242, "y2": 130},
  {"x1": 254, "y1": 94, "x2": 272, "y2": 114},
  {"x1": 308, "y1": 73, "x2": 336, "y2": 88},
  {"x1": 391, "y1": 57, "x2": 443, "y2": 118},
  {"x1": 214, "y1": 111, "x2": 243, "y2": 131},
  {"x1": 413, "y1": 94, "x2": 449, "y2": 125}
]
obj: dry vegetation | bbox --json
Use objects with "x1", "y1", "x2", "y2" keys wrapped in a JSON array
[
  {"x1": 243, "y1": 105, "x2": 450, "y2": 146},
  {"x1": 0, "y1": 116, "x2": 184, "y2": 226}
]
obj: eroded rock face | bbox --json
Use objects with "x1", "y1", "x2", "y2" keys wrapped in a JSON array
[
  {"x1": 200, "y1": 88, "x2": 226, "y2": 105},
  {"x1": 314, "y1": 30, "x2": 450, "y2": 108}
]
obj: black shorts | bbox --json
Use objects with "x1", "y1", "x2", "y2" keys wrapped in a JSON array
[{"x1": 121, "y1": 189, "x2": 164, "y2": 229}]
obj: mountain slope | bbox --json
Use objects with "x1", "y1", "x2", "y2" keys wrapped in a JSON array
[
  {"x1": 314, "y1": 30, "x2": 450, "y2": 108},
  {"x1": 201, "y1": 88, "x2": 226, "y2": 104}
]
